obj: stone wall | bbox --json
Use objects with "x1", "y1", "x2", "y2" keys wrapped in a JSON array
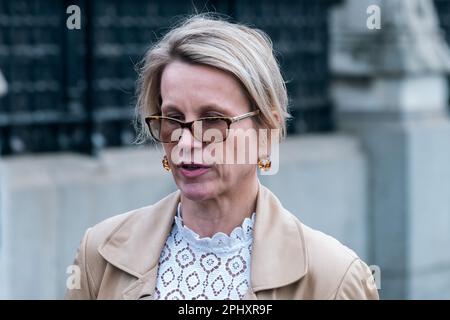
[{"x1": 0, "y1": 135, "x2": 369, "y2": 299}]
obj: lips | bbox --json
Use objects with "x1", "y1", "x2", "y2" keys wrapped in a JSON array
[
  {"x1": 180, "y1": 163, "x2": 209, "y2": 169},
  {"x1": 178, "y1": 162, "x2": 211, "y2": 178}
]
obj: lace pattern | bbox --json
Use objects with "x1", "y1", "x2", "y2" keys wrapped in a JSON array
[{"x1": 154, "y1": 204, "x2": 255, "y2": 300}]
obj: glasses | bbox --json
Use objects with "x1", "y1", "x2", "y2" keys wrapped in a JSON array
[{"x1": 145, "y1": 110, "x2": 260, "y2": 143}]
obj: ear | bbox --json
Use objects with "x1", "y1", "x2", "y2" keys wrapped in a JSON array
[
  {"x1": 271, "y1": 110, "x2": 282, "y2": 126},
  {"x1": 268, "y1": 110, "x2": 282, "y2": 145},
  {"x1": 257, "y1": 110, "x2": 281, "y2": 159}
]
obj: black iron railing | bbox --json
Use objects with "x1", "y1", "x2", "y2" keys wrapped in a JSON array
[{"x1": 0, "y1": 0, "x2": 339, "y2": 155}]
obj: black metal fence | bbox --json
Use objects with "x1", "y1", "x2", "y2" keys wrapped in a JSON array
[
  {"x1": 435, "y1": 0, "x2": 450, "y2": 108},
  {"x1": 3, "y1": 0, "x2": 449, "y2": 156}
]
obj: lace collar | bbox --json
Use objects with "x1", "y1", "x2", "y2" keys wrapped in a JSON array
[{"x1": 173, "y1": 203, "x2": 255, "y2": 252}]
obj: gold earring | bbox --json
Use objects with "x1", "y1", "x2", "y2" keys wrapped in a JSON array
[
  {"x1": 162, "y1": 155, "x2": 171, "y2": 171},
  {"x1": 257, "y1": 158, "x2": 271, "y2": 171}
]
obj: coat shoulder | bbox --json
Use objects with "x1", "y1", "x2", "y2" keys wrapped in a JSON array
[
  {"x1": 301, "y1": 222, "x2": 359, "y2": 270},
  {"x1": 65, "y1": 205, "x2": 156, "y2": 299},
  {"x1": 86, "y1": 205, "x2": 151, "y2": 250},
  {"x1": 66, "y1": 191, "x2": 180, "y2": 299},
  {"x1": 296, "y1": 220, "x2": 377, "y2": 299},
  {"x1": 86, "y1": 190, "x2": 179, "y2": 251}
]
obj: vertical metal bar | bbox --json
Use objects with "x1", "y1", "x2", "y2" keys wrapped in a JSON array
[
  {"x1": 61, "y1": 0, "x2": 70, "y2": 152},
  {"x1": 83, "y1": 0, "x2": 96, "y2": 156},
  {"x1": 0, "y1": 0, "x2": 11, "y2": 155}
]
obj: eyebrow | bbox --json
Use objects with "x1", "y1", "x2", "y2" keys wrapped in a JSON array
[{"x1": 161, "y1": 103, "x2": 231, "y2": 116}]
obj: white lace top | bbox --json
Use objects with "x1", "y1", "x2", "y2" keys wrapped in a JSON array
[{"x1": 154, "y1": 204, "x2": 255, "y2": 300}]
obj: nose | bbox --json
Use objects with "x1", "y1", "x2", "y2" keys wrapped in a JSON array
[
  {"x1": 175, "y1": 127, "x2": 203, "y2": 164},
  {"x1": 177, "y1": 127, "x2": 202, "y2": 149}
]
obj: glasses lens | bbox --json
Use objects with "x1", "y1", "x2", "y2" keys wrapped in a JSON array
[
  {"x1": 149, "y1": 118, "x2": 182, "y2": 143},
  {"x1": 148, "y1": 117, "x2": 229, "y2": 143},
  {"x1": 194, "y1": 118, "x2": 228, "y2": 143}
]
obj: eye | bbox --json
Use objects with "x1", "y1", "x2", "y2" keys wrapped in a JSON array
[
  {"x1": 203, "y1": 112, "x2": 225, "y2": 118},
  {"x1": 203, "y1": 118, "x2": 222, "y2": 123},
  {"x1": 165, "y1": 113, "x2": 184, "y2": 120}
]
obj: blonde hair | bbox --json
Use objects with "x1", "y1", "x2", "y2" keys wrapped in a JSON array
[{"x1": 134, "y1": 14, "x2": 290, "y2": 144}]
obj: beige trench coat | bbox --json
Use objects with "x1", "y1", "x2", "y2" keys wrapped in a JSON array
[{"x1": 65, "y1": 184, "x2": 379, "y2": 300}]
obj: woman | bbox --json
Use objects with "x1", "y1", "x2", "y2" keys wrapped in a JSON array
[{"x1": 65, "y1": 15, "x2": 379, "y2": 300}]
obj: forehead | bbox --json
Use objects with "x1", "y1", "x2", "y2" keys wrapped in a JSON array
[{"x1": 160, "y1": 60, "x2": 249, "y2": 114}]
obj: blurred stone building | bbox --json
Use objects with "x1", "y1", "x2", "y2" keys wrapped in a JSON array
[{"x1": 0, "y1": 0, "x2": 450, "y2": 299}]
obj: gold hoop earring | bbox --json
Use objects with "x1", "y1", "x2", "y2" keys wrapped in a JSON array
[
  {"x1": 162, "y1": 155, "x2": 171, "y2": 171},
  {"x1": 257, "y1": 158, "x2": 271, "y2": 171}
]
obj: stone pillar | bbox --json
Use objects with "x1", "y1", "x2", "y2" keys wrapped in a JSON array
[{"x1": 330, "y1": 0, "x2": 450, "y2": 299}]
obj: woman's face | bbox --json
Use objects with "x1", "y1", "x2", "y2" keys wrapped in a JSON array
[{"x1": 160, "y1": 60, "x2": 258, "y2": 201}]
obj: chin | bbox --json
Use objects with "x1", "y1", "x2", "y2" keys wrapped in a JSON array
[{"x1": 177, "y1": 180, "x2": 218, "y2": 201}]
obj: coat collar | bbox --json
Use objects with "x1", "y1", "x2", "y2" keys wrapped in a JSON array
[{"x1": 98, "y1": 183, "x2": 308, "y2": 299}]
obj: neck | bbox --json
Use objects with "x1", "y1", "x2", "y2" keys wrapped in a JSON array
[{"x1": 180, "y1": 177, "x2": 259, "y2": 238}]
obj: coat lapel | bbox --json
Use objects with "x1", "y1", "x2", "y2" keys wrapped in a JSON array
[
  {"x1": 98, "y1": 190, "x2": 181, "y2": 300},
  {"x1": 250, "y1": 184, "x2": 308, "y2": 293},
  {"x1": 96, "y1": 183, "x2": 308, "y2": 299}
]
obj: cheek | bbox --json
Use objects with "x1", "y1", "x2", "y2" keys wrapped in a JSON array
[
  {"x1": 224, "y1": 132, "x2": 259, "y2": 165},
  {"x1": 163, "y1": 144, "x2": 175, "y2": 161},
  {"x1": 218, "y1": 164, "x2": 255, "y2": 184}
]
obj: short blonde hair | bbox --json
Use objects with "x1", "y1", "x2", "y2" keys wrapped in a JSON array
[{"x1": 134, "y1": 14, "x2": 290, "y2": 143}]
